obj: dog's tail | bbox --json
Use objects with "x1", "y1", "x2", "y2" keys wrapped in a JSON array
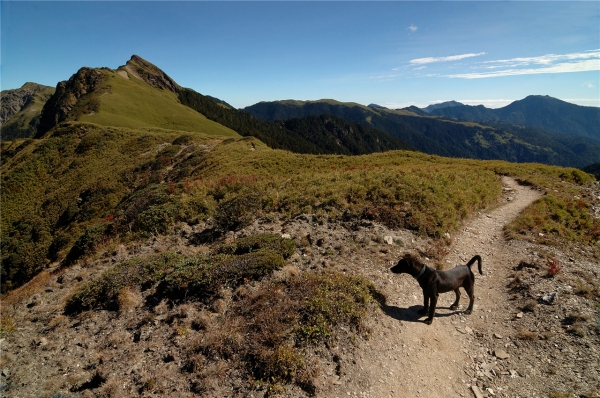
[{"x1": 467, "y1": 255, "x2": 483, "y2": 275}]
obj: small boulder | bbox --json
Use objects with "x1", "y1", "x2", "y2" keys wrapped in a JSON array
[
  {"x1": 494, "y1": 349, "x2": 510, "y2": 360},
  {"x1": 540, "y1": 292, "x2": 557, "y2": 305}
]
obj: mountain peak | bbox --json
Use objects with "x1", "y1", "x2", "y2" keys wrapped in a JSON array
[
  {"x1": 121, "y1": 55, "x2": 180, "y2": 93},
  {"x1": 422, "y1": 100, "x2": 464, "y2": 113}
]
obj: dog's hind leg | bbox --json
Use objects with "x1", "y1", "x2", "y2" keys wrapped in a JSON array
[
  {"x1": 450, "y1": 288, "x2": 461, "y2": 310},
  {"x1": 464, "y1": 285, "x2": 475, "y2": 314}
]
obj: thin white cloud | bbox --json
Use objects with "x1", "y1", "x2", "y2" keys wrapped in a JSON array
[
  {"x1": 481, "y1": 49, "x2": 600, "y2": 67},
  {"x1": 413, "y1": 66, "x2": 426, "y2": 70},
  {"x1": 448, "y1": 59, "x2": 599, "y2": 79},
  {"x1": 384, "y1": 98, "x2": 514, "y2": 109},
  {"x1": 410, "y1": 52, "x2": 486, "y2": 65},
  {"x1": 457, "y1": 99, "x2": 515, "y2": 108},
  {"x1": 582, "y1": 81, "x2": 595, "y2": 88},
  {"x1": 369, "y1": 74, "x2": 400, "y2": 80},
  {"x1": 564, "y1": 98, "x2": 600, "y2": 107},
  {"x1": 407, "y1": 24, "x2": 418, "y2": 33}
]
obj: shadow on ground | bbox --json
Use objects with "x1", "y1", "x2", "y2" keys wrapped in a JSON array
[{"x1": 380, "y1": 304, "x2": 462, "y2": 323}]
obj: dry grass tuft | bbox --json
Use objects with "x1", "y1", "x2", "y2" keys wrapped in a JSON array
[
  {"x1": 516, "y1": 327, "x2": 538, "y2": 340},
  {"x1": 521, "y1": 299, "x2": 538, "y2": 312},
  {"x1": 1, "y1": 271, "x2": 52, "y2": 306},
  {"x1": 117, "y1": 286, "x2": 141, "y2": 313}
]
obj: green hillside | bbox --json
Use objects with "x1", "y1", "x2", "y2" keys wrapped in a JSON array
[
  {"x1": 1, "y1": 122, "x2": 226, "y2": 291},
  {"x1": 36, "y1": 59, "x2": 238, "y2": 138},
  {"x1": 80, "y1": 69, "x2": 238, "y2": 137},
  {"x1": 2, "y1": 119, "x2": 597, "y2": 292},
  {"x1": 31, "y1": 56, "x2": 410, "y2": 155}
]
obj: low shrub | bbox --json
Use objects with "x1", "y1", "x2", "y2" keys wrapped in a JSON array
[
  {"x1": 64, "y1": 235, "x2": 293, "y2": 313},
  {"x1": 291, "y1": 272, "x2": 375, "y2": 342},
  {"x1": 64, "y1": 252, "x2": 183, "y2": 313},
  {"x1": 218, "y1": 233, "x2": 295, "y2": 258},
  {"x1": 186, "y1": 270, "x2": 379, "y2": 393},
  {"x1": 172, "y1": 134, "x2": 193, "y2": 145},
  {"x1": 214, "y1": 192, "x2": 261, "y2": 232},
  {"x1": 546, "y1": 257, "x2": 562, "y2": 277},
  {"x1": 63, "y1": 222, "x2": 113, "y2": 265},
  {"x1": 159, "y1": 249, "x2": 285, "y2": 302}
]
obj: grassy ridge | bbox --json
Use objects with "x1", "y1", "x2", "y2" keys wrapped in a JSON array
[
  {"x1": 79, "y1": 70, "x2": 239, "y2": 137},
  {"x1": 183, "y1": 139, "x2": 502, "y2": 236},
  {"x1": 485, "y1": 162, "x2": 599, "y2": 247},
  {"x1": 2, "y1": 123, "x2": 597, "y2": 292}
]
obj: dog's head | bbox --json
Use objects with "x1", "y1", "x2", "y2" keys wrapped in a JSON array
[{"x1": 390, "y1": 253, "x2": 417, "y2": 274}]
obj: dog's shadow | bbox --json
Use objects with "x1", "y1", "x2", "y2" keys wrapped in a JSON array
[
  {"x1": 371, "y1": 289, "x2": 462, "y2": 323},
  {"x1": 381, "y1": 304, "x2": 463, "y2": 323}
]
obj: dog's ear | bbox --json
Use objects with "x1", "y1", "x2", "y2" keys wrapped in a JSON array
[{"x1": 403, "y1": 253, "x2": 412, "y2": 259}]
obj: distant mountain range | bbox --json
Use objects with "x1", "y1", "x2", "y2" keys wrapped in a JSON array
[
  {"x1": 245, "y1": 99, "x2": 600, "y2": 167},
  {"x1": 426, "y1": 96, "x2": 600, "y2": 142},
  {"x1": 1, "y1": 83, "x2": 55, "y2": 140},
  {"x1": 3, "y1": 55, "x2": 599, "y2": 168}
]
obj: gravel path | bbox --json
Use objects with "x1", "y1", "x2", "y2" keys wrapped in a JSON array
[{"x1": 331, "y1": 177, "x2": 545, "y2": 398}]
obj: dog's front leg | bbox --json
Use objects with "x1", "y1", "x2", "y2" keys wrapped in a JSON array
[
  {"x1": 425, "y1": 294, "x2": 438, "y2": 325},
  {"x1": 418, "y1": 291, "x2": 429, "y2": 315}
]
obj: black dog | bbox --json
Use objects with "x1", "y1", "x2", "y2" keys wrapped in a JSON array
[{"x1": 390, "y1": 253, "x2": 483, "y2": 324}]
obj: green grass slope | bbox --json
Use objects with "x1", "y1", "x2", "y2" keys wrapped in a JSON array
[
  {"x1": 3, "y1": 119, "x2": 597, "y2": 293},
  {"x1": 1, "y1": 122, "x2": 224, "y2": 291},
  {"x1": 80, "y1": 69, "x2": 238, "y2": 137},
  {"x1": 36, "y1": 63, "x2": 238, "y2": 138}
]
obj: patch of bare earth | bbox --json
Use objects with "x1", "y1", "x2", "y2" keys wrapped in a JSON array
[{"x1": 1, "y1": 177, "x2": 598, "y2": 397}]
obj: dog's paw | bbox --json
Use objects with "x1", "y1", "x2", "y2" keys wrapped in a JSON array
[
  {"x1": 450, "y1": 304, "x2": 458, "y2": 310},
  {"x1": 464, "y1": 309, "x2": 472, "y2": 315},
  {"x1": 424, "y1": 318, "x2": 433, "y2": 325},
  {"x1": 418, "y1": 308, "x2": 428, "y2": 315}
]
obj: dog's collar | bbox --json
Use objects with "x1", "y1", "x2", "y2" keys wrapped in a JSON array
[{"x1": 415, "y1": 264, "x2": 427, "y2": 280}]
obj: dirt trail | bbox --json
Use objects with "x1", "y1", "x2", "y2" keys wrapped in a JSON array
[{"x1": 335, "y1": 176, "x2": 542, "y2": 398}]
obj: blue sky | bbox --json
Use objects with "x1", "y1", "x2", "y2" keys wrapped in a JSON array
[{"x1": 1, "y1": 1, "x2": 599, "y2": 109}]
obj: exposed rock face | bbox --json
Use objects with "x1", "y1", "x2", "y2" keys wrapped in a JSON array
[
  {"x1": 1, "y1": 82, "x2": 53, "y2": 124},
  {"x1": 36, "y1": 68, "x2": 106, "y2": 137},
  {"x1": 123, "y1": 55, "x2": 180, "y2": 93}
]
